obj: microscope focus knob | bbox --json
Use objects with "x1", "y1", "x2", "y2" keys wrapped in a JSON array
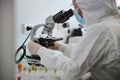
[{"x1": 26, "y1": 26, "x2": 32, "y2": 31}]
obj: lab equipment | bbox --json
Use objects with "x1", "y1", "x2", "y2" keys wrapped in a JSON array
[
  {"x1": 26, "y1": 55, "x2": 44, "y2": 67},
  {"x1": 16, "y1": 64, "x2": 64, "y2": 80},
  {"x1": 53, "y1": 9, "x2": 73, "y2": 23},
  {"x1": 15, "y1": 9, "x2": 74, "y2": 65},
  {"x1": 33, "y1": 37, "x2": 63, "y2": 48},
  {"x1": 30, "y1": 9, "x2": 74, "y2": 42},
  {"x1": 14, "y1": 32, "x2": 43, "y2": 66},
  {"x1": 15, "y1": 32, "x2": 63, "y2": 65}
]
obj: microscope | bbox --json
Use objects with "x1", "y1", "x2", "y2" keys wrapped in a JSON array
[
  {"x1": 15, "y1": 9, "x2": 74, "y2": 67},
  {"x1": 30, "y1": 9, "x2": 74, "y2": 46}
]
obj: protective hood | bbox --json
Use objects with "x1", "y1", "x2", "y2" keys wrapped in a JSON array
[{"x1": 76, "y1": 0, "x2": 119, "y2": 26}]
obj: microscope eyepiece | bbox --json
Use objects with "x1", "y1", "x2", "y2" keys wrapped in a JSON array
[{"x1": 53, "y1": 9, "x2": 73, "y2": 23}]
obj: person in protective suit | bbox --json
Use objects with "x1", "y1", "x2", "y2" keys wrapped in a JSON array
[{"x1": 27, "y1": 0, "x2": 120, "y2": 80}]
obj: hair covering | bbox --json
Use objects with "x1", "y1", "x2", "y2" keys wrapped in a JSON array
[{"x1": 76, "y1": 0, "x2": 119, "y2": 26}]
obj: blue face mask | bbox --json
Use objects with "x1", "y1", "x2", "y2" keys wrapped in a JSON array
[{"x1": 74, "y1": 11, "x2": 85, "y2": 26}]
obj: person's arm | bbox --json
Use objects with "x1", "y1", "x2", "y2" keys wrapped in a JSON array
[
  {"x1": 36, "y1": 46, "x2": 82, "y2": 80},
  {"x1": 27, "y1": 41, "x2": 81, "y2": 80},
  {"x1": 48, "y1": 42, "x2": 76, "y2": 58},
  {"x1": 27, "y1": 40, "x2": 90, "y2": 80},
  {"x1": 58, "y1": 43, "x2": 76, "y2": 58}
]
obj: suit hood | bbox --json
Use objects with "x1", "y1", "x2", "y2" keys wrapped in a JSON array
[{"x1": 76, "y1": 0, "x2": 119, "y2": 26}]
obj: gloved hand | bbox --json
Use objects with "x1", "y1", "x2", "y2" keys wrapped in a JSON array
[
  {"x1": 27, "y1": 41, "x2": 41, "y2": 55},
  {"x1": 48, "y1": 42, "x2": 60, "y2": 50}
]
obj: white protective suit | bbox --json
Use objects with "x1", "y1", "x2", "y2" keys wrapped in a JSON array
[{"x1": 36, "y1": 0, "x2": 120, "y2": 80}]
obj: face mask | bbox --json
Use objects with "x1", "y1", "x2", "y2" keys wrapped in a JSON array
[{"x1": 74, "y1": 10, "x2": 85, "y2": 26}]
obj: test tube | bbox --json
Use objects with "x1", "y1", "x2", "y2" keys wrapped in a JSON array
[{"x1": 18, "y1": 63, "x2": 22, "y2": 73}]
